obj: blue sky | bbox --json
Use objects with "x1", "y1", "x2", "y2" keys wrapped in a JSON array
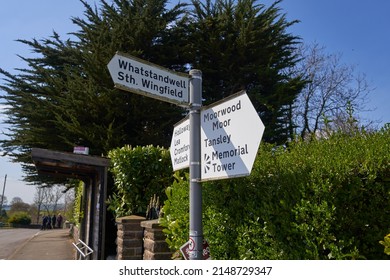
[
  {"x1": 269, "y1": 0, "x2": 390, "y2": 126},
  {"x1": 0, "y1": 0, "x2": 93, "y2": 203},
  {"x1": 1, "y1": 0, "x2": 389, "y2": 203}
]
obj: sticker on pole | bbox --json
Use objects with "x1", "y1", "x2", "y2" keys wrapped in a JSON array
[
  {"x1": 180, "y1": 239, "x2": 211, "y2": 260},
  {"x1": 201, "y1": 91, "x2": 265, "y2": 181}
]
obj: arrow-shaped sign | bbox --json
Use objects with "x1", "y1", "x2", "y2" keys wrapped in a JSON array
[
  {"x1": 170, "y1": 117, "x2": 190, "y2": 171},
  {"x1": 200, "y1": 91, "x2": 265, "y2": 181},
  {"x1": 107, "y1": 52, "x2": 190, "y2": 106},
  {"x1": 169, "y1": 91, "x2": 265, "y2": 180}
]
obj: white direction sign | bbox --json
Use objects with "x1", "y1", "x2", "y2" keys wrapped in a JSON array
[
  {"x1": 201, "y1": 91, "x2": 265, "y2": 181},
  {"x1": 107, "y1": 52, "x2": 190, "y2": 106},
  {"x1": 170, "y1": 117, "x2": 190, "y2": 171}
]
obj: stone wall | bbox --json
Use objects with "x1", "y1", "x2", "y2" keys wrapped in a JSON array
[
  {"x1": 141, "y1": 219, "x2": 173, "y2": 260},
  {"x1": 116, "y1": 215, "x2": 173, "y2": 260},
  {"x1": 116, "y1": 215, "x2": 145, "y2": 260}
]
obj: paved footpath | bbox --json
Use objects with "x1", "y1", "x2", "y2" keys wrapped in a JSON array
[{"x1": 8, "y1": 228, "x2": 76, "y2": 260}]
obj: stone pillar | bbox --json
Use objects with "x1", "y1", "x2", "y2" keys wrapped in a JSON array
[
  {"x1": 141, "y1": 219, "x2": 173, "y2": 260},
  {"x1": 116, "y1": 215, "x2": 145, "y2": 260}
]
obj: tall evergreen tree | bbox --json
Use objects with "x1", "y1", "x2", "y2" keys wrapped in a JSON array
[
  {"x1": 184, "y1": 0, "x2": 304, "y2": 143},
  {"x1": 1, "y1": 0, "x2": 304, "y2": 183},
  {"x1": 0, "y1": 0, "x2": 187, "y2": 181}
]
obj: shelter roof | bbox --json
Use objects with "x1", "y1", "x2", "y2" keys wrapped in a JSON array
[{"x1": 31, "y1": 148, "x2": 110, "y2": 180}]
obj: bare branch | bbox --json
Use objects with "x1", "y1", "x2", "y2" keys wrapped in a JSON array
[{"x1": 293, "y1": 43, "x2": 373, "y2": 137}]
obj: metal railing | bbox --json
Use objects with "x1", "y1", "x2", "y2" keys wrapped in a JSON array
[{"x1": 72, "y1": 239, "x2": 93, "y2": 260}]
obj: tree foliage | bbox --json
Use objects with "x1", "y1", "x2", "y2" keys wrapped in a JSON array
[
  {"x1": 161, "y1": 128, "x2": 390, "y2": 259},
  {"x1": 0, "y1": 0, "x2": 303, "y2": 184},
  {"x1": 8, "y1": 212, "x2": 32, "y2": 226},
  {"x1": 34, "y1": 185, "x2": 64, "y2": 215},
  {"x1": 185, "y1": 0, "x2": 305, "y2": 143},
  {"x1": 9, "y1": 201, "x2": 30, "y2": 213},
  {"x1": 0, "y1": 0, "x2": 187, "y2": 182},
  {"x1": 380, "y1": 233, "x2": 390, "y2": 255},
  {"x1": 293, "y1": 43, "x2": 372, "y2": 138},
  {"x1": 108, "y1": 145, "x2": 173, "y2": 217}
]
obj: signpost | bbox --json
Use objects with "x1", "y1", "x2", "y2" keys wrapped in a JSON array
[
  {"x1": 108, "y1": 52, "x2": 265, "y2": 260},
  {"x1": 201, "y1": 91, "x2": 265, "y2": 181},
  {"x1": 107, "y1": 52, "x2": 190, "y2": 106},
  {"x1": 188, "y1": 69, "x2": 203, "y2": 260}
]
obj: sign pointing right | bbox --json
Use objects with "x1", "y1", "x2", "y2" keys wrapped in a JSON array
[{"x1": 200, "y1": 91, "x2": 265, "y2": 181}]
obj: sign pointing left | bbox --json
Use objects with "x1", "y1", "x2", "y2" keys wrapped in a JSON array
[
  {"x1": 170, "y1": 117, "x2": 190, "y2": 171},
  {"x1": 107, "y1": 52, "x2": 190, "y2": 106}
]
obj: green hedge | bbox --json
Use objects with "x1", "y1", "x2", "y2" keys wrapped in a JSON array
[
  {"x1": 380, "y1": 233, "x2": 390, "y2": 255},
  {"x1": 160, "y1": 128, "x2": 390, "y2": 259},
  {"x1": 108, "y1": 145, "x2": 173, "y2": 217},
  {"x1": 72, "y1": 181, "x2": 84, "y2": 227},
  {"x1": 8, "y1": 212, "x2": 32, "y2": 226}
]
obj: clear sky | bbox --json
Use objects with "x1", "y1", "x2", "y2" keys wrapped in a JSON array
[
  {"x1": 267, "y1": 0, "x2": 390, "y2": 126},
  {"x1": 1, "y1": 0, "x2": 389, "y2": 203}
]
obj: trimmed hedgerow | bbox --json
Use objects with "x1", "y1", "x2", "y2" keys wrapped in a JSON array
[
  {"x1": 161, "y1": 128, "x2": 390, "y2": 259},
  {"x1": 107, "y1": 145, "x2": 173, "y2": 217}
]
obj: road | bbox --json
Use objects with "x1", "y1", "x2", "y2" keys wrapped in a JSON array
[{"x1": 0, "y1": 228, "x2": 39, "y2": 259}]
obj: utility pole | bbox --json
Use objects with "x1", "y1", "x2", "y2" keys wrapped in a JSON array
[{"x1": 0, "y1": 174, "x2": 7, "y2": 217}]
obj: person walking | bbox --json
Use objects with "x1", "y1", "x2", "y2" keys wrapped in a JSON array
[
  {"x1": 51, "y1": 214, "x2": 57, "y2": 229},
  {"x1": 47, "y1": 216, "x2": 52, "y2": 229},
  {"x1": 41, "y1": 215, "x2": 48, "y2": 230},
  {"x1": 57, "y1": 214, "x2": 63, "y2": 229}
]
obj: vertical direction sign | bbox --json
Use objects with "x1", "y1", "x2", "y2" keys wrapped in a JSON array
[
  {"x1": 107, "y1": 52, "x2": 190, "y2": 106},
  {"x1": 170, "y1": 117, "x2": 190, "y2": 170},
  {"x1": 200, "y1": 91, "x2": 265, "y2": 181}
]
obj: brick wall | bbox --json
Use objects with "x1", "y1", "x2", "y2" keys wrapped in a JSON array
[
  {"x1": 116, "y1": 215, "x2": 145, "y2": 260},
  {"x1": 141, "y1": 219, "x2": 173, "y2": 260},
  {"x1": 115, "y1": 215, "x2": 173, "y2": 260}
]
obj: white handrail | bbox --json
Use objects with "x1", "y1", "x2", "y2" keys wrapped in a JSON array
[{"x1": 72, "y1": 239, "x2": 93, "y2": 259}]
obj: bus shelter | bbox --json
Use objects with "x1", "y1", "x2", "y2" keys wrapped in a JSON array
[{"x1": 31, "y1": 148, "x2": 110, "y2": 260}]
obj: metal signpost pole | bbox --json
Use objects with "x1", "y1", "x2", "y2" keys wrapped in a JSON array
[
  {"x1": 0, "y1": 174, "x2": 7, "y2": 216},
  {"x1": 189, "y1": 69, "x2": 202, "y2": 260}
]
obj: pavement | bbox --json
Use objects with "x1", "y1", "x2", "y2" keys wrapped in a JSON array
[{"x1": 8, "y1": 228, "x2": 76, "y2": 260}]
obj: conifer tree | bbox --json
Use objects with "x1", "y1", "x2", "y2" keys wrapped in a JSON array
[
  {"x1": 1, "y1": 0, "x2": 304, "y2": 183},
  {"x1": 0, "y1": 0, "x2": 187, "y2": 181},
  {"x1": 184, "y1": 0, "x2": 304, "y2": 143}
]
